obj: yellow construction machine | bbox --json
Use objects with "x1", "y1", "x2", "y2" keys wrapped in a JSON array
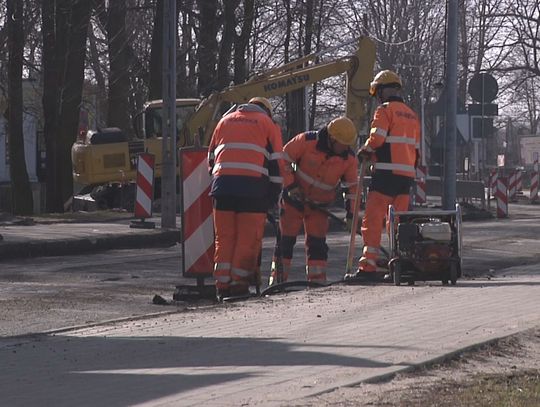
[{"x1": 71, "y1": 36, "x2": 376, "y2": 209}]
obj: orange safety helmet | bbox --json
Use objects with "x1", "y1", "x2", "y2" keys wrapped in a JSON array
[
  {"x1": 369, "y1": 70, "x2": 402, "y2": 96},
  {"x1": 327, "y1": 116, "x2": 357, "y2": 146},
  {"x1": 249, "y1": 97, "x2": 273, "y2": 117}
]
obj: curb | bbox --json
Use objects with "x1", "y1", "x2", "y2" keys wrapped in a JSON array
[{"x1": 0, "y1": 229, "x2": 181, "y2": 260}]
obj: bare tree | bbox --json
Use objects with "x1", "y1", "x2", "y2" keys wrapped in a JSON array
[
  {"x1": 177, "y1": 1, "x2": 198, "y2": 98},
  {"x1": 216, "y1": 0, "x2": 240, "y2": 89},
  {"x1": 233, "y1": 0, "x2": 255, "y2": 84},
  {"x1": 3, "y1": 0, "x2": 535, "y2": 216},
  {"x1": 103, "y1": 0, "x2": 132, "y2": 132},
  {"x1": 7, "y1": 0, "x2": 33, "y2": 214},
  {"x1": 148, "y1": 0, "x2": 163, "y2": 100},
  {"x1": 196, "y1": 0, "x2": 220, "y2": 96},
  {"x1": 42, "y1": 0, "x2": 92, "y2": 212},
  {"x1": 466, "y1": 1, "x2": 539, "y2": 139}
]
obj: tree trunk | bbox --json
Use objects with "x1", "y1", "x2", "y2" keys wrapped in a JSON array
[
  {"x1": 286, "y1": 0, "x2": 311, "y2": 140},
  {"x1": 42, "y1": 0, "x2": 91, "y2": 212},
  {"x1": 216, "y1": 0, "x2": 240, "y2": 90},
  {"x1": 57, "y1": 0, "x2": 92, "y2": 208},
  {"x1": 309, "y1": 0, "x2": 324, "y2": 130},
  {"x1": 283, "y1": 0, "x2": 294, "y2": 141},
  {"x1": 196, "y1": 0, "x2": 219, "y2": 96},
  {"x1": 106, "y1": 0, "x2": 132, "y2": 133},
  {"x1": 457, "y1": 0, "x2": 469, "y2": 106},
  {"x1": 148, "y1": 0, "x2": 163, "y2": 100},
  {"x1": 42, "y1": 0, "x2": 61, "y2": 212},
  {"x1": 233, "y1": 0, "x2": 254, "y2": 85},
  {"x1": 7, "y1": 0, "x2": 33, "y2": 215}
]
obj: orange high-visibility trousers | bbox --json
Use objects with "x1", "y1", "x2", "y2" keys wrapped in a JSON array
[
  {"x1": 213, "y1": 209, "x2": 266, "y2": 292},
  {"x1": 358, "y1": 190, "x2": 409, "y2": 272},
  {"x1": 270, "y1": 201, "x2": 329, "y2": 283}
]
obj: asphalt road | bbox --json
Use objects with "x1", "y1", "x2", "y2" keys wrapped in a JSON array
[{"x1": 2, "y1": 207, "x2": 540, "y2": 337}]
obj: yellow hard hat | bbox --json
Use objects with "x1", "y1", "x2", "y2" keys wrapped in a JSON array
[
  {"x1": 369, "y1": 70, "x2": 402, "y2": 96},
  {"x1": 249, "y1": 97, "x2": 273, "y2": 117},
  {"x1": 327, "y1": 116, "x2": 357, "y2": 146}
]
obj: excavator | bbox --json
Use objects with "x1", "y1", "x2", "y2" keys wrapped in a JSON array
[{"x1": 71, "y1": 36, "x2": 375, "y2": 209}]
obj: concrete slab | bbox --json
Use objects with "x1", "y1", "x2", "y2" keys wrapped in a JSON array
[
  {"x1": 0, "y1": 221, "x2": 181, "y2": 260},
  {"x1": 1, "y1": 271, "x2": 538, "y2": 407}
]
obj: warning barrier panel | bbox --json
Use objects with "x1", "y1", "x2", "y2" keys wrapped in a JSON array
[
  {"x1": 180, "y1": 147, "x2": 214, "y2": 279},
  {"x1": 134, "y1": 153, "x2": 155, "y2": 219},
  {"x1": 495, "y1": 176, "x2": 508, "y2": 218},
  {"x1": 508, "y1": 170, "x2": 517, "y2": 202},
  {"x1": 516, "y1": 169, "x2": 523, "y2": 192},
  {"x1": 489, "y1": 169, "x2": 498, "y2": 198}
]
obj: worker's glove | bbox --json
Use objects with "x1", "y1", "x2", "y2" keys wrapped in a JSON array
[
  {"x1": 285, "y1": 185, "x2": 303, "y2": 202},
  {"x1": 357, "y1": 147, "x2": 372, "y2": 161}
]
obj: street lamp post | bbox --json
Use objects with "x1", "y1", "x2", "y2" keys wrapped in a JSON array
[
  {"x1": 442, "y1": 0, "x2": 458, "y2": 210},
  {"x1": 161, "y1": 0, "x2": 177, "y2": 228},
  {"x1": 419, "y1": 74, "x2": 426, "y2": 166}
]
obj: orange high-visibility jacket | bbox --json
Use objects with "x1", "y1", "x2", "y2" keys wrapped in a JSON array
[
  {"x1": 283, "y1": 129, "x2": 358, "y2": 205},
  {"x1": 363, "y1": 97, "x2": 420, "y2": 178},
  {"x1": 208, "y1": 104, "x2": 285, "y2": 200}
]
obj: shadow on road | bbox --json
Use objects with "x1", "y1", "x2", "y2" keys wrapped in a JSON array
[{"x1": 1, "y1": 334, "x2": 408, "y2": 407}]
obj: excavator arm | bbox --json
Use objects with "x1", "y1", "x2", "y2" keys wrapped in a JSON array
[
  {"x1": 186, "y1": 36, "x2": 376, "y2": 146},
  {"x1": 71, "y1": 36, "x2": 375, "y2": 207}
]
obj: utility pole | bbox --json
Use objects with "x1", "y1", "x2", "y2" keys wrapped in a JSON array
[
  {"x1": 420, "y1": 79, "x2": 426, "y2": 166},
  {"x1": 404, "y1": 61, "x2": 427, "y2": 166},
  {"x1": 161, "y1": 0, "x2": 177, "y2": 228},
  {"x1": 443, "y1": 0, "x2": 458, "y2": 209}
]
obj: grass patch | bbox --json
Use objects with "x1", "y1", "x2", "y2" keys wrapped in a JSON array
[{"x1": 395, "y1": 370, "x2": 540, "y2": 407}]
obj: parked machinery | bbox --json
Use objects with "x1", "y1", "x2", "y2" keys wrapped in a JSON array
[
  {"x1": 71, "y1": 37, "x2": 376, "y2": 209},
  {"x1": 387, "y1": 204, "x2": 463, "y2": 286}
]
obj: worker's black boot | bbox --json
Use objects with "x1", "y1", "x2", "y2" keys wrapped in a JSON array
[{"x1": 216, "y1": 288, "x2": 230, "y2": 302}]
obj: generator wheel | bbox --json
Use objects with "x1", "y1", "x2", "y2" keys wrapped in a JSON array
[
  {"x1": 407, "y1": 279, "x2": 415, "y2": 286},
  {"x1": 450, "y1": 263, "x2": 458, "y2": 285},
  {"x1": 392, "y1": 262, "x2": 401, "y2": 286}
]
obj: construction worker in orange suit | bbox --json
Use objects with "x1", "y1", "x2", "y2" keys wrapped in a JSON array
[
  {"x1": 349, "y1": 70, "x2": 421, "y2": 282},
  {"x1": 208, "y1": 97, "x2": 285, "y2": 299},
  {"x1": 269, "y1": 116, "x2": 359, "y2": 285}
]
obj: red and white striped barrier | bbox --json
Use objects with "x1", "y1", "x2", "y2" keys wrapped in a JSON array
[
  {"x1": 133, "y1": 153, "x2": 155, "y2": 220},
  {"x1": 179, "y1": 147, "x2": 214, "y2": 279},
  {"x1": 489, "y1": 169, "x2": 498, "y2": 198},
  {"x1": 415, "y1": 165, "x2": 427, "y2": 206},
  {"x1": 516, "y1": 169, "x2": 523, "y2": 192},
  {"x1": 508, "y1": 170, "x2": 517, "y2": 202},
  {"x1": 531, "y1": 160, "x2": 539, "y2": 203},
  {"x1": 495, "y1": 176, "x2": 508, "y2": 218}
]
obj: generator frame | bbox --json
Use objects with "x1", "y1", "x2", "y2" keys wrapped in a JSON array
[{"x1": 387, "y1": 204, "x2": 463, "y2": 286}]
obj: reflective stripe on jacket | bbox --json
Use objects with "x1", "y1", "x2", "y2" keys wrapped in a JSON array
[
  {"x1": 208, "y1": 104, "x2": 285, "y2": 198},
  {"x1": 283, "y1": 129, "x2": 358, "y2": 205},
  {"x1": 363, "y1": 97, "x2": 420, "y2": 178}
]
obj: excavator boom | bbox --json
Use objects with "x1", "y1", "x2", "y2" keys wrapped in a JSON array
[
  {"x1": 187, "y1": 36, "x2": 376, "y2": 145},
  {"x1": 71, "y1": 36, "x2": 375, "y2": 209}
]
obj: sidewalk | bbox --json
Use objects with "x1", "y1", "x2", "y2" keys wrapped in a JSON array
[
  {"x1": 0, "y1": 212, "x2": 181, "y2": 261},
  {"x1": 1, "y1": 270, "x2": 539, "y2": 407}
]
